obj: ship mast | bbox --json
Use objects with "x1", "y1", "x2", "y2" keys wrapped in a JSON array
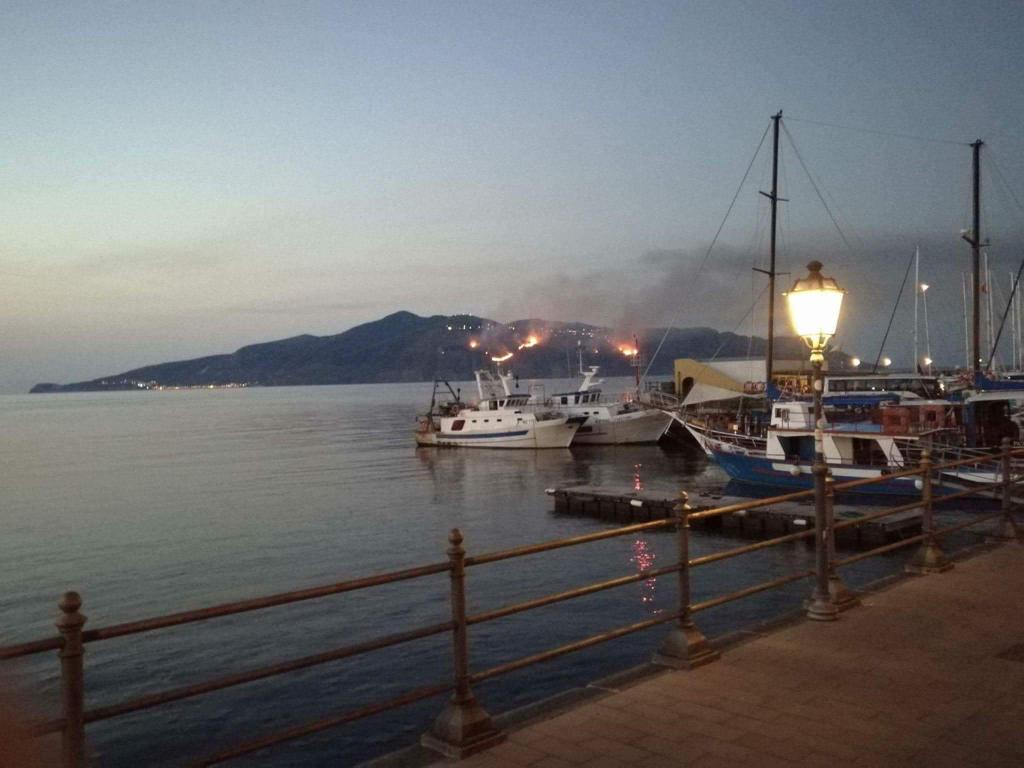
[
  {"x1": 963, "y1": 139, "x2": 984, "y2": 377},
  {"x1": 757, "y1": 111, "x2": 783, "y2": 390}
]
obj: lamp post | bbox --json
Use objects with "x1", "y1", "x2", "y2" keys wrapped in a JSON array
[{"x1": 785, "y1": 260, "x2": 844, "y2": 622}]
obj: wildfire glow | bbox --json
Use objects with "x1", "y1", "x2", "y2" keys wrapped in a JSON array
[
  {"x1": 517, "y1": 335, "x2": 540, "y2": 351},
  {"x1": 619, "y1": 346, "x2": 638, "y2": 357},
  {"x1": 468, "y1": 340, "x2": 479, "y2": 349},
  {"x1": 491, "y1": 352, "x2": 513, "y2": 363}
]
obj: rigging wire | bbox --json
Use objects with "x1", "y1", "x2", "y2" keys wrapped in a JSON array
[
  {"x1": 710, "y1": 282, "x2": 770, "y2": 361},
  {"x1": 785, "y1": 115, "x2": 970, "y2": 148},
  {"x1": 872, "y1": 250, "x2": 915, "y2": 373},
  {"x1": 641, "y1": 121, "x2": 772, "y2": 379},
  {"x1": 985, "y1": 257, "x2": 1024, "y2": 371},
  {"x1": 781, "y1": 122, "x2": 858, "y2": 264},
  {"x1": 986, "y1": 148, "x2": 1024, "y2": 223}
]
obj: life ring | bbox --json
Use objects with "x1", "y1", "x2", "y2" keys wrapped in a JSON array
[
  {"x1": 742, "y1": 381, "x2": 756, "y2": 394},
  {"x1": 755, "y1": 381, "x2": 766, "y2": 393}
]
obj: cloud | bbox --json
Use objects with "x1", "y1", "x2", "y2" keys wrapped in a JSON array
[
  {"x1": 224, "y1": 298, "x2": 383, "y2": 315},
  {"x1": 488, "y1": 229, "x2": 1024, "y2": 368}
]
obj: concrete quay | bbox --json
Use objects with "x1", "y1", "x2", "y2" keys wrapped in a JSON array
[{"x1": 444, "y1": 542, "x2": 1024, "y2": 767}]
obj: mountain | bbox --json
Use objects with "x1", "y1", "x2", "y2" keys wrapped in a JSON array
[{"x1": 29, "y1": 311, "x2": 809, "y2": 393}]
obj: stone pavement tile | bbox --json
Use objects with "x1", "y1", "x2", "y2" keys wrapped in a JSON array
[
  {"x1": 672, "y1": 733, "x2": 758, "y2": 762},
  {"x1": 629, "y1": 756, "x2": 686, "y2": 768},
  {"x1": 566, "y1": 717, "x2": 648, "y2": 746},
  {"x1": 530, "y1": 758, "x2": 575, "y2": 768},
  {"x1": 633, "y1": 733, "x2": 705, "y2": 761},
  {"x1": 569, "y1": 758, "x2": 632, "y2": 768},
  {"x1": 909, "y1": 738, "x2": 1019, "y2": 768},
  {"x1": 580, "y1": 736, "x2": 650, "y2": 763},
  {"x1": 662, "y1": 700, "x2": 735, "y2": 725},
  {"x1": 526, "y1": 736, "x2": 602, "y2": 764},
  {"x1": 508, "y1": 726, "x2": 551, "y2": 747},
  {"x1": 731, "y1": 729, "x2": 809, "y2": 761},
  {"x1": 478, "y1": 740, "x2": 548, "y2": 766},
  {"x1": 623, "y1": 701, "x2": 685, "y2": 725}
]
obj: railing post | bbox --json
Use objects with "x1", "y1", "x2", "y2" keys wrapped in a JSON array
[
  {"x1": 56, "y1": 591, "x2": 87, "y2": 768},
  {"x1": 907, "y1": 450, "x2": 952, "y2": 573},
  {"x1": 825, "y1": 475, "x2": 859, "y2": 609},
  {"x1": 653, "y1": 492, "x2": 719, "y2": 669},
  {"x1": 422, "y1": 529, "x2": 504, "y2": 758},
  {"x1": 806, "y1": 460, "x2": 838, "y2": 621},
  {"x1": 992, "y1": 437, "x2": 1023, "y2": 541}
]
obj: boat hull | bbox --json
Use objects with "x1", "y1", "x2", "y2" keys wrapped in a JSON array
[
  {"x1": 572, "y1": 408, "x2": 673, "y2": 445},
  {"x1": 711, "y1": 449, "x2": 967, "y2": 498},
  {"x1": 416, "y1": 418, "x2": 578, "y2": 449}
]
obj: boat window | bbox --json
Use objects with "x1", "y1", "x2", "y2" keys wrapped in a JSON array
[
  {"x1": 561, "y1": 397, "x2": 568, "y2": 405},
  {"x1": 483, "y1": 419, "x2": 489, "y2": 423},
  {"x1": 451, "y1": 420, "x2": 465, "y2": 431}
]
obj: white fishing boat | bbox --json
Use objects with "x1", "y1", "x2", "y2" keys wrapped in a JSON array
[
  {"x1": 536, "y1": 365, "x2": 672, "y2": 445},
  {"x1": 415, "y1": 372, "x2": 579, "y2": 449}
]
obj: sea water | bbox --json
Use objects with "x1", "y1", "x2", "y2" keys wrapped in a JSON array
[{"x1": 0, "y1": 382, "x2": 982, "y2": 766}]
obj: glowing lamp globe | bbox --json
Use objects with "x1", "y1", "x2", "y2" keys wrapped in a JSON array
[{"x1": 785, "y1": 261, "x2": 845, "y2": 362}]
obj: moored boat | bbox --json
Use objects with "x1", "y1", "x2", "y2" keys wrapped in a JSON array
[
  {"x1": 532, "y1": 365, "x2": 673, "y2": 445},
  {"x1": 415, "y1": 373, "x2": 579, "y2": 449}
]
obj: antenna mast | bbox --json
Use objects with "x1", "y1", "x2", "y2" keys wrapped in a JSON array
[{"x1": 757, "y1": 110, "x2": 783, "y2": 390}]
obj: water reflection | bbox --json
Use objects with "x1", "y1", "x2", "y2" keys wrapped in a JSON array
[{"x1": 630, "y1": 537, "x2": 659, "y2": 610}]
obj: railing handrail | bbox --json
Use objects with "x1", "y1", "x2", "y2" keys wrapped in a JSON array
[
  {"x1": 5, "y1": 440, "x2": 1022, "y2": 767},
  {"x1": 5, "y1": 446, "x2": 1019, "y2": 662}
]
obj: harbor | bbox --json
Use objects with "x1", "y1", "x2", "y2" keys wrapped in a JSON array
[{"x1": 3, "y1": 403, "x2": 1021, "y2": 765}]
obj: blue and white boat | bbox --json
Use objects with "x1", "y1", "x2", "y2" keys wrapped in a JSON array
[{"x1": 683, "y1": 386, "x2": 1007, "y2": 496}]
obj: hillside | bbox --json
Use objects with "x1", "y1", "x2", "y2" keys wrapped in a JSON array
[{"x1": 29, "y1": 311, "x2": 808, "y2": 392}]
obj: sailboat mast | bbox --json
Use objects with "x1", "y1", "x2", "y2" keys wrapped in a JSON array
[
  {"x1": 760, "y1": 110, "x2": 782, "y2": 389},
  {"x1": 965, "y1": 139, "x2": 984, "y2": 376},
  {"x1": 914, "y1": 247, "x2": 920, "y2": 371}
]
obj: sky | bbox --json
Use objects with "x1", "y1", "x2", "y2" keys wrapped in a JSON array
[{"x1": 3, "y1": 1, "x2": 1024, "y2": 392}]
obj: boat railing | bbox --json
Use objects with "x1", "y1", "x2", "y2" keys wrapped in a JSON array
[
  {"x1": 639, "y1": 389, "x2": 680, "y2": 409},
  {"x1": 700, "y1": 425, "x2": 765, "y2": 451},
  {"x1": 4, "y1": 443, "x2": 1023, "y2": 767}
]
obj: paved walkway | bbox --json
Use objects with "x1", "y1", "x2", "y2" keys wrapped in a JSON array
[{"x1": 455, "y1": 543, "x2": 1024, "y2": 767}]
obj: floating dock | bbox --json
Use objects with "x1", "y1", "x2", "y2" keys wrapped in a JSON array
[{"x1": 546, "y1": 485, "x2": 922, "y2": 547}]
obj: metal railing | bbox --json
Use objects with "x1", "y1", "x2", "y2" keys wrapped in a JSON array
[{"x1": 3, "y1": 441, "x2": 1023, "y2": 766}]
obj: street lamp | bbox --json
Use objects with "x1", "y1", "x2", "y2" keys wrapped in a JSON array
[{"x1": 785, "y1": 260, "x2": 844, "y2": 622}]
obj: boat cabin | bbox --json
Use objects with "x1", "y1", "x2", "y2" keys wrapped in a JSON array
[{"x1": 823, "y1": 374, "x2": 944, "y2": 399}]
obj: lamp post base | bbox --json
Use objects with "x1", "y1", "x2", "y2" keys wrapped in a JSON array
[
  {"x1": 652, "y1": 623, "x2": 720, "y2": 669},
  {"x1": 906, "y1": 540, "x2": 953, "y2": 574},
  {"x1": 421, "y1": 694, "x2": 505, "y2": 759},
  {"x1": 806, "y1": 592, "x2": 839, "y2": 622}
]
